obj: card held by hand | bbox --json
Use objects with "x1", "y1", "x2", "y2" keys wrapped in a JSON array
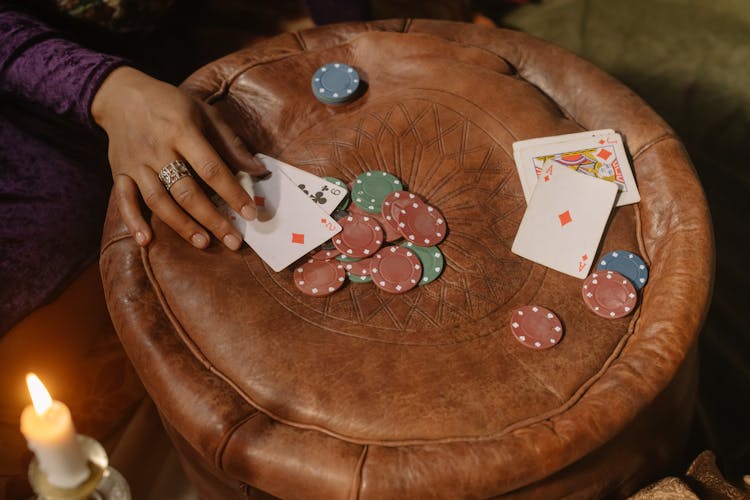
[
  {"x1": 255, "y1": 154, "x2": 348, "y2": 215},
  {"x1": 242, "y1": 157, "x2": 342, "y2": 272},
  {"x1": 511, "y1": 164, "x2": 617, "y2": 279}
]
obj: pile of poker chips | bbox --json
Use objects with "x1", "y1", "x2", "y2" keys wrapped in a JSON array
[
  {"x1": 509, "y1": 250, "x2": 650, "y2": 350},
  {"x1": 293, "y1": 171, "x2": 448, "y2": 297}
]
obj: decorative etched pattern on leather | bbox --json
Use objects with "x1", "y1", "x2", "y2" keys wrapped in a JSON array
[{"x1": 242, "y1": 96, "x2": 542, "y2": 344}]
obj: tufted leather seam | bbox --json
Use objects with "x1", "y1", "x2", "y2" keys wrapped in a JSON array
[
  {"x1": 631, "y1": 132, "x2": 680, "y2": 161},
  {"x1": 634, "y1": 194, "x2": 651, "y2": 268},
  {"x1": 402, "y1": 24, "x2": 518, "y2": 74},
  {"x1": 631, "y1": 135, "x2": 684, "y2": 268},
  {"x1": 210, "y1": 52, "x2": 307, "y2": 104},
  {"x1": 100, "y1": 232, "x2": 132, "y2": 255},
  {"x1": 215, "y1": 410, "x2": 261, "y2": 471},
  {"x1": 348, "y1": 445, "x2": 368, "y2": 500},
  {"x1": 293, "y1": 29, "x2": 307, "y2": 51},
  {"x1": 204, "y1": 80, "x2": 231, "y2": 105}
]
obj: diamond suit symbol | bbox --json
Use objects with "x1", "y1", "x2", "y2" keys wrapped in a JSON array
[{"x1": 558, "y1": 210, "x2": 572, "y2": 226}]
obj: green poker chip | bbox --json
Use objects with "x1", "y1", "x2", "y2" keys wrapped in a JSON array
[
  {"x1": 347, "y1": 273, "x2": 372, "y2": 283},
  {"x1": 325, "y1": 176, "x2": 350, "y2": 211},
  {"x1": 352, "y1": 171, "x2": 403, "y2": 214},
  {"x1": 401, "y1": 242, "x2": 444, "y2": 286},
  {"x1": 336, "y1": 254, "x2": 362, "y2": 263}
]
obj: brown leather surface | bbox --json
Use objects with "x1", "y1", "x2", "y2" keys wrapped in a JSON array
[{"x1": 101, "y1": 19, "x2": 714, "y2": 498}]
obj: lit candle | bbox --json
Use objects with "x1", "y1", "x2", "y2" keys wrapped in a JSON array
[{"x1": 20, "y1": 373, "x2": 90, "y2": 489}]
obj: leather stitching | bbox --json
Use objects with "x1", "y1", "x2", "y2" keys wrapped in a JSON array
[
  {"x1": 215, "y1": 411, "x2": 262, "y2": 470},
  {"x1": 348, "y1": 445, "x2": 368, "y2": 500},
  {"x1": 632, "y1": 132, "x2": 679, "y2": 160}
]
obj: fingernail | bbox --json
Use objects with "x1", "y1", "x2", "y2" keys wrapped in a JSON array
[
  {"x1": 191, "y1": 233, "x2": 209, "y2": 248},
  {"x1": 223, "y1": 234, "x2": 241, "y2": 250},
  {"x1": 250, "y1": 159, "x2": 271, "y2": 178},
  {"x1": 241, "y1": 204, "x2": 256, "y2": 221},
  {"x1": 135, "y1": 231, "x2": 147, "y2": 246}
]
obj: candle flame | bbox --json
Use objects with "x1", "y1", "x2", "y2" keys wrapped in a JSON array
[{"x1": 26, "y1": 373, "x2": 53, "y2": 415}]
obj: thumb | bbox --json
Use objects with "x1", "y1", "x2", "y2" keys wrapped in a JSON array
[{"x1": 204, "y1": 106, "x2": 269, "y2": 177}]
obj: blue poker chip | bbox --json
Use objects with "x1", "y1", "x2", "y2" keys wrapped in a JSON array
[
  {"x1": 311, "y1": 62, "x2": 360, "y2": 104},
  {"x1": 597, "y1": 250, "x2": 649, "y2": 290}
]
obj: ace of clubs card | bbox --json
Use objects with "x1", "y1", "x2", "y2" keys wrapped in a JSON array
[{"x1": 512, "y1": 164, "x2": 617, "y2": 279}]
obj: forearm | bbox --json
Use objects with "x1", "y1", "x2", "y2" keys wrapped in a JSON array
[{"x1": 0, "y1": 8, "x2": 126, "y2": 127}]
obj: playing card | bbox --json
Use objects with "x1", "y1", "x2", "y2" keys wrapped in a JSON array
[
  {"x1": 513, "y1": 130, "x2": 639, "y2": 207},
  {"x1": 512, "y1": 164, "x2": 617, "y2": 279},
  {"x1": 256, "y1": 154, "x2": 348, "y2": 214},
  {"x1": 214, "y1": 171, "x2": 254, "y2": 234},
  {"x1": 512, "y1": 129, "x2": 614, "y2": 155},
  {"x1": 214, "y1": 162, "x2": 341, "y2": 271}
]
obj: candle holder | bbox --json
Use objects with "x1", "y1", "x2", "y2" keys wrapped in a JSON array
[{"x1": 28, "y1": 435, "x2": 130, "y2": 500}]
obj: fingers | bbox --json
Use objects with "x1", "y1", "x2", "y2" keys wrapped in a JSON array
[
  {"x1": 114, "y1": 174, "x2": 152, "y2": 247},
  {"x1": 164, "y1": 171, "x2": 243, "y2": 251},
  {"x1": 140, "y1": 166, "x2": 216, "y2": 249},
  {"x1": 176, "y1": 129, "x2": 258, "y2": 222},
  {"x1": 117, "y1": 164, "x2": 244, "y2": 251},
  {"x1": 203, "y1": 107, "x2": 269, "y2": 177}
]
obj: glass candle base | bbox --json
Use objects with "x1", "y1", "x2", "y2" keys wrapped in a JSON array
[{"x1": 29, "y1": 435, "x2": 130, "y2": 500}]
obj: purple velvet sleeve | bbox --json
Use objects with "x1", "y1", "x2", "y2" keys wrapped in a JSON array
[{"x1": 0, "y1": 8, "x2": 126, "y2": 128}]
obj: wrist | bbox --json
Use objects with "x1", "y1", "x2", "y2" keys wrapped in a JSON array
[{"x1": 91, "y1": 66, "x2": 147, "y2": 128}]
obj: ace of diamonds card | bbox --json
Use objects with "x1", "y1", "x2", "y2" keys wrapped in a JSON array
[{"x1": 511, "y1": 164, "x2": 617, "y2": 279}]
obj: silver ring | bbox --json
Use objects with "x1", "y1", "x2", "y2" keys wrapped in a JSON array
[{"x1": 158, "y1": 160, "x2": 191, "y2": 191}]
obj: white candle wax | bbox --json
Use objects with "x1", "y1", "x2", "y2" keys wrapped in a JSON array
[{"x1": 20, "y1": 375, "x2": 89, "y2": 489}]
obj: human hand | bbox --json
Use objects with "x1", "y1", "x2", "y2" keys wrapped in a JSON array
[{"x1": 91, "y1": 66, "x2": 267, "y2": 250}]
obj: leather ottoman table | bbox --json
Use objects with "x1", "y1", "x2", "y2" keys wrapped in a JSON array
[{"x1": 100, "y1": 19, "x2": 714, "y2": 499}]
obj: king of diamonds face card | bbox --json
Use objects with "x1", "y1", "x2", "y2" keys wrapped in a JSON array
[{"x1": 513, "y1": 131, "x2": 640, "y2": 207}]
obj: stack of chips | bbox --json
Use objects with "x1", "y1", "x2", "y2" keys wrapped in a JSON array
[{"x1": 293, "y1": 171, "x2": 448, "y2": 297}]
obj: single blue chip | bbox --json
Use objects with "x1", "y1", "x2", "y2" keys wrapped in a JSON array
[
  {"x1": 597, "y1": 250, "x2": 649, "y2": 290},
  {"x1": 311, "y1": 62, "x2": 361, "y2": 104}
]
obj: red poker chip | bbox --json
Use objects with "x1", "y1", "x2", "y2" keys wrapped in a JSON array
[
  {"x1": 332, "y1": 213, "x2": 384, "y2": 258},
  {"x1": 369, "y1": 245, "x2": 422, "y2": 294},
  {"x1": 509, "y1": 305, "x2": 563, "y2": 350},
  {"x1": 309, "y1": 246, "x2": 341, "y2": 261},
  {"x1": 397, "y1": 199, "x2": 447, "y2": 247},
  {"x1": 293, "y1": 259, "x2": 346, "y2": 297},
  {"x1": 343, "y1": 257, "x2": 373, "y2": 277},
  {"x1": 349, "y1": 202, "x2": 401, "y2": 242},
  {"x1": 381, "y1": 191, "x2": 422, "y2": 238},
  {"x1": 582, "y1": 270, "x2": 637, "y2": 319}
]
